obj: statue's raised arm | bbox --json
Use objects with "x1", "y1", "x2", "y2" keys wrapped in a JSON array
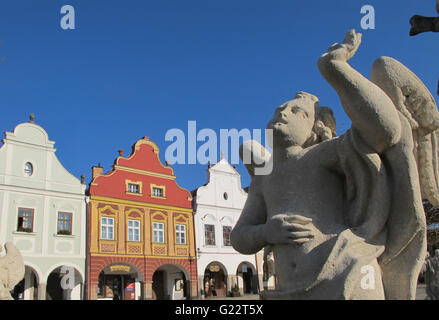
[
  {"x1": 318, "y1": 30, "x2": 402, "y2": 154},
  {"x1": 317, "y1": 30, "x2": 433, "y2": 300},
  {"x1": 319, "y1": 29, "x2": 439, "y2": 209}
]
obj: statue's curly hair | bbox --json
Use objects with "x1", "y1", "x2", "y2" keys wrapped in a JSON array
[{"x1": 293, "y1": 92, "x2": 337, "y2": 147}]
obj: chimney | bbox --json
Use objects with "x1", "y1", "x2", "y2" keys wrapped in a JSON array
[
  {"x1": 118, "y1": 150, "x2": 124, "y2": 156},
  {"x1": 92, "y1": 165, "x2": 103, "y2": 179}
]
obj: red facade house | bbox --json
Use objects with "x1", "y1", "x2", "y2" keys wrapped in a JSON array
[{"x1": 86, "y1": 137, "x2": 197, "y2": 300}]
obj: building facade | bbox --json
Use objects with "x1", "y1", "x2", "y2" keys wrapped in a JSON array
[
  {"x1": 192, "y1": 158, "x2": 262, "y2": 298},
  {"x1": 86, "y1": 137, "x2": 197, "y2": 300},
  {"x1": 0, "y1": 117, "x2": 87, "y2": 300}
]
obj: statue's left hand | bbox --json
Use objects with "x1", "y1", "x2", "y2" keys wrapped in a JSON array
[{"x1": 264, "y1": 214, "x2": 315, "y2": 246}]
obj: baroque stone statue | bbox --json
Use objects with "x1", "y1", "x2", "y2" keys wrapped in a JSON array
[
  {"x1": 0, "y1": 242, "x2": 25, "y2": 300},
  {"x1": 232, "y1": 30, "x2": 439, "y2": 299}
]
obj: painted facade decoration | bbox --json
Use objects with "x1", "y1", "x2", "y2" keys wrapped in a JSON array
[
  {"x1": 0, "y1": 117, "x2": 87, "y2": 300},
  {"x1": 86, "y1": 137, "x2": 197, "y2": 300},
  {"x1": 192, "y1": 157, "x2": 262, "y2": 298}
]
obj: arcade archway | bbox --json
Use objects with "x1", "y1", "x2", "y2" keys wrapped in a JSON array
[
  {"x1": 152, "y1": 264, "x2": 190, "y2": 300},
  {"x1": 46, "y1": 265, "x2": 83, "y2": 300},
  {"x1": 10, "y1": 265, "x2": 39, "y2": 300},
  {"x1": 203, "y1": 261, "x2": 228, "y2": 298},
  {"x1": 236, "y1": 262, "x2": 258, "y2": 295},
  {"x1": 97, "y1": 263, "x2": 144, "y2": 300}
]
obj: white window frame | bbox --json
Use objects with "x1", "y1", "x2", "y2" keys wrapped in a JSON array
[
  {"x1": 17, "y1": 207, "x2": 35, "y2": 233},
  {"x1": 127, "y1": 219, "x2": 140, "y2": 242},
  {"x1": 128, "y1": 183, "x2": 140, "y2": 194},
  {"x1": 101, "y1": 217, "x2": 115, "y2": 240},
  {"x1": 222, "y1": 225, "x2": 232, "y2": 246},
  {"x1": 175, "y1": 224, "x2": 187, "y2": 245},
  {"x1": 204, "y1": 224, "x2": 216, "y2": 246},
  {"x1": 57, "y1": 211, "x2": 73, "y2": 235},
  {"x1": 152, "y1": 187, "x2": 164, "y2": 197},
  {"x1": 153, "y1": 222, "x2": 165, "y2": 243}
]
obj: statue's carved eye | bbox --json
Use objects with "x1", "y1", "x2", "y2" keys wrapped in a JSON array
[{"x1": 292, "y1": 107, "x2": 308, "y2": 119}]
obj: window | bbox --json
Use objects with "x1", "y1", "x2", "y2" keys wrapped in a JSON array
[
  {"x1": 101, "y1": 217, "x2": 114, "y2": 240},
  {"x1": 152, "y1": 187, "x2": 164, "y2": 198},
  {"x1": 204, "y1": 224, "x2": 216, "y2": 246},
  {"x1": 153, "y1": 222, "x2": 165, "y2": 243},
  {"x1": 128, "y1": 183, "x2": 140, "y2": 194},
  {"x1": 175, "y1": 224, "x2": 187, "y2": 245},
  {"x1": 223, "y1": 192, "x2": 228, "y2": 200},
  {"x1": 57, "y1": 212, "x2": 72, "y2": 235},
  {"x1": 24, "y1": 162, "x2": 33, "y2": 177},
  {"x1": 223, "y1": 226, "x2": 232, "y2": 246},
  {"x1": 17, "y1": 208, "x2": 34, "y2": 232},
  {"x1": 127, "y1": 220, "x2": 140, "y2": 242}
]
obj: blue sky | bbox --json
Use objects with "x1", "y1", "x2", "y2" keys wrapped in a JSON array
[{"x1": 0, "y1": 0, "x2": 438, "y2": 192}]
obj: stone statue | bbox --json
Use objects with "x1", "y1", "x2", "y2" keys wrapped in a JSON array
[
  {"x1": 409, "y1": 0, "x2": 439, "y2": 36},
  {"x1": 231, "y1": 30, "x2": 439, "y2": 299},
  {"x1": 262, "y1": 246, "x2": 275, "y2": 283},
  {"x1": 425, "y1": 249, "x2": 439, "y2": 300},
  {"x1": 0, "y1": 242, "x2": 25, "y2": 300}
]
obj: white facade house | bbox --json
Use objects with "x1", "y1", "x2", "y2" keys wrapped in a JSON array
[
  {"x1": 192, "y1": 158, "x2": 261, "y2": 297},
  {"x1": 0, "y1": 117, "x2": 86, "y2": 300}
]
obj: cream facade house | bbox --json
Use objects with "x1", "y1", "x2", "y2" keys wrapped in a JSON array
[
  {"x1": 0, "y1": 117, "x2": 86, "y2": 300},
  {"x1": 192, "y1": 157, "x2": 262, "y2": 297}
]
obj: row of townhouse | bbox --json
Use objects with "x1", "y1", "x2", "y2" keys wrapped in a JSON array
[{"x1": 0, "y1": 117, "x2": 275, "y2": 300}]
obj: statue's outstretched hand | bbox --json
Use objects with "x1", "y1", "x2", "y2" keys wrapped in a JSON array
[
  {"x1": 264, "y1": 214, "x2": 314, "y2": 246},
  {"x1": 319, "y1": 29, "x2": 362, "y2": 63}
]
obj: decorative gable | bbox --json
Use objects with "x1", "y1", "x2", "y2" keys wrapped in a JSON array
[{"x1": 89, "y1": 137, "x2": 192, "y2": 209}]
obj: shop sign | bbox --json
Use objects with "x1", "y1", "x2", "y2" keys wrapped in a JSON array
[
  {"x1": 110, "y1": 265, "x2": 131, "y2": 273},
  {"x1": 209, "y1": 265, "x2": 220, "y2": 272}
]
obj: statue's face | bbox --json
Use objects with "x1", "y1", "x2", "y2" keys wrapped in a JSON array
[{"x1": 267, "y1": 97, "x2": 316, "y2": 148}]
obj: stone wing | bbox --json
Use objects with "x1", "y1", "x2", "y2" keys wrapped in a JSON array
[
  {"x1": 371, "y1": 56, "x2": 439, "y2": 207},
  {"x1": 0, "y1": 243, "x2": 25, "y2": 291}
]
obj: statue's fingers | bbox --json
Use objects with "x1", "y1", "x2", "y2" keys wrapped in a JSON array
[
  {"x1": 344, "y1": 30, "x2": 362, "y2": 50},
  {"x1": 343, "y1": 29, "x2": 356, "y2": 43},
  {"x1": 285, "y1": 224, "x2": 312, "y2": 232},
  {"x1": 288, "y1": 238, "x2": 311, "y2": 245},
  {"x1": 287, "y1": 231, "x2": 314, "y2": 239},
  {"x1": 285, "y1": 215, "x2": 313, "y2": 224},
  {"x1": 328, "y1": 43, "x2": 342, "y2": 52}
]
